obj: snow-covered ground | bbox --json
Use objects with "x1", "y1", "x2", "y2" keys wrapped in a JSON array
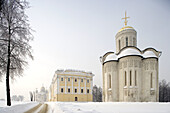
[
  {"x1": 0, "y1": 101, "x2": 170, "y2": 113},
  {"x1": 47, "y1": 102, "x2": 170, "y2": 113},
  {"x1": 0, "y1": 100, "x2": 30, "y2": 107},
  {"x1": 0, "y1": 100, "x2": 38, "y2": 113}
]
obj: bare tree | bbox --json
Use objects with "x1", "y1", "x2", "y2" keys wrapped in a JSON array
[
  {"x1": 0, "y1": 0, "x2": 4, "y2": 11},
  {"x1": 29, "y1": 91, "x2": 33, "y2": 101},
  {"x1": 0, "y1": 0, "x2": 33, "y2": 106},
  {"x1": 18, "y1": 95, "x2": 24, "y2": 101},
  {"x1": 12, "y1": 95, "x2": 17, "y2": 101},
  {"x1": 93, "y1": 85, "x2": 102, "y2": 102},
  {"x1": 159, "y1": 79, "x2": 170, "y2": 102}
]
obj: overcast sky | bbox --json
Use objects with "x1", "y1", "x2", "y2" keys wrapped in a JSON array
[{"x1": 0, "y1": 0, "x2": 170, "y2": 101}]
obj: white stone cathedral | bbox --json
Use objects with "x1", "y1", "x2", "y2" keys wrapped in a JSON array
[{"x1": 100, "y1": 12, "x2": 162, "y2": 102}]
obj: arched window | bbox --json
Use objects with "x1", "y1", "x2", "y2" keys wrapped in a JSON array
[
  {"x1": 130, "y1": 70, "x2": 132, "y2": 86},
  {"x1": 133, "y1": 37, "x2": 136, "y2": 46},
  {"x1": 109, "y1": 75, "x2": 111, "y2": 88},
  {"x1": 125, "y1": 71, "x2": 127, "y2": 86},
  {"x1": 151, "y1": 73, "x2": 153, "y2": 88},
  {"x1": 126, "y1": 37, "x2": 128, "y2": 46},
  {"x1": 135, "y1": 71, "x2": 137, "y2": 86},
  {"x1": 119, "y1": 40, "x2": 121, "y2": 51}
]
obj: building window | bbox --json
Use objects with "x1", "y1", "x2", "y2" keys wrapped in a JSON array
[
  {"x1": 87, "y1": 89, "x2": 89, "y2": 93},
  {"x1": 61, "y1": 88, "x2": 63, "y2": 93},
  {"x1": 75, "y1": 97, "x2": 78, "y2": 101},
  {"x1": 87, "y1": 79, "x2": 89, "y2": 83},
  {"x1": 125, "y1": 71, "x2": 127, "y2": 86},
  {"x1": 119, "y1": 40, "x2": 121, "y2": 51},
  {"x1": 126, "y1": 37, "x2": 128, "y2": 46},
  {"x1": 151, "y1": 73, "x2": 153, "y2": 88},
  {"x1": 75, "y1": 78, "x2": 77, "y2": 82},
  {"x1": 109, "y1": 75, "x2": 111, "y2": 88},
  {"x1": 81, "y1": 89, "x2": 83, "y2": 93},
  {"x1": 133, "y1": 37, "x2": 136, "y2": 46},
  {"x1": 75, "y1": 88, "x2": 77, "y2": 93},
  {"x1": 61, "y1": 78, "x2": 63, "y2": 81},
  {"x1": 81, "y1": 79, "x2": 83, "y2": 82},
  {"x1": 68, "y1": 88, "x2": 70, "y2": 93},
  {"x1": 68, "y1": 78, "x2": 70, "y2": 81},
  {"x1": 130, "y1": 70, "x2": 132, "y2": 86},
  {"x1": 135, "y1": 71, "x2": 137, "y2": 86}
]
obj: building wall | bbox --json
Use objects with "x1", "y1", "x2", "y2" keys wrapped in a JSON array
[
  {"x1": 49, "y1": 70, "x2": 94, "y2": 102},
  {"x1": 56, "y1": 94, "x2": 92, "y2": 102},
  {"x1": 103, "y1": 61, "x2": 118, "y2": 102},
  {"x1": 103, "y1": 56, "x2": 159, "y2": 102},
  {"x1": 142, "y1": 58, "x2": 158, "y2": 102},
  {"x1": 115, "y1": 29, "x2": 137, "y2": 53},
  {"x1": 118, "y1": 56, "x2": 142, "y2": 102}
]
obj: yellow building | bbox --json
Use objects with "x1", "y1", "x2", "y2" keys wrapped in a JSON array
[{"x1": 49, "y1": 69, "x2": 94, "y2": 102}]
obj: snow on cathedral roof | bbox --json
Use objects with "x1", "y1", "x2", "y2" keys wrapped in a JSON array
[
  {"x1": 143, "y1": 50, "x2": 158, "y2": 58},
  {"x1": 102, "y1": 47, "x2": 161, "y2": 63},
  {"x1": 118, "y1": 48, "x2": 141, "y2": 58},
  {"x1": 105, "y1": 53, "x2": 118, "y2": 61}
]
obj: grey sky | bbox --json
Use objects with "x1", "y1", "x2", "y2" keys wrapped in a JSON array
[{"x1": 0, "y1": 0, "x2": 170, "y2": 101}]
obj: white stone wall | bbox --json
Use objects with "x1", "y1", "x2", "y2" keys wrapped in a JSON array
[
  {"x1": 118, "y1": 56, "x2": 142, "y2": 102},
  {"x1": 115, "y1": 29, "x2": 137, "y2": 53},
  {"x1": 103, "y1": 61, "x2": 118, "y2": 102},
  {"x1": 103, "y1": 56, "x2": 159, "y2": 102},
  {"x1": 142, "y1": 58, "x2": 158, "y2": 102}
]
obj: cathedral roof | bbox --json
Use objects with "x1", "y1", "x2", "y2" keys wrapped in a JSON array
[
  {"x1": 105, "y1": 53, "x2": 118, "y2": 61},
  {"x1": 40, "y1": 86, "x2": 45, "y2": 92},
  {"x1": 118, "y1": 26, "x2": 135, "y2": 32},
  {"x1": 102, "y1": 47, "x2": 161, "y2": 63},
  {"x1": 118, "y1": 47, "x2": 141, "y2": 58}
]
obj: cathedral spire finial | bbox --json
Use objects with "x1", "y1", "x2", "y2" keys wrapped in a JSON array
[{"x1": 122, "y1": 11, "x2": 130, "y2": 26}]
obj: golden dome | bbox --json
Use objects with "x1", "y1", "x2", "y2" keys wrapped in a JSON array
[{"x1": 118, "y1": 26, "x2": 134, "y2": 32}]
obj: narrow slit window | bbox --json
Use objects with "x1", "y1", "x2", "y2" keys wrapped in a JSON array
[
  {"x1": 126, "y1": 37, "x2": 128, "y2": 46},
  {"x1": 133, "y1": 38, "x2": 136, "y2": 46},
  {"x1": 109, "y1": 75, "x2": 111, "y2": 88},
  {"x1": 130, "y1": 71, "x2": 132, "y2": 86},
  {"x1": 119, "y1": 40, "x2": 121, "y2": 51},
  {"x1": 135, "y1": 71, "x2": 137, "y2": 86},
  {"x1": 125, "y1": 71, "x2": 127, "y2": 86},
  {"x1": 151, "y1": 73, "x2": 153, "y2": 88}
]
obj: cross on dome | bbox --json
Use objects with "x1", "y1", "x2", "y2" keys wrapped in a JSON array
[{"x1": 122, "y1": 11, "x2": 130, "y2": 26}]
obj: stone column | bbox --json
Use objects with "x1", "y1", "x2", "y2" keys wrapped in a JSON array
[
  {"x1": 57, "y1": 77, "x2": 59, "y2": 94},
  {"x1": 72, "y1": 77, "x2": 74, "y2": 94},
  {"x1": 65, "y1": 77, "x2": 67, "y2": 94},
  {"x1": 84, "y1": 78, "x2": 86, "y2": 94},
  {"x1": 91, "y1": 78, "x2": 93, "y2": 94},
  {"x1": 78, "y1": 78, "x2": 80, "y2": 94}
]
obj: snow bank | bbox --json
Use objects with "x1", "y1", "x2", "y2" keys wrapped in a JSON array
[
  {"x1": 1, "y1": 101, "x2": 170, "y2": 113},
  {"x1": 0, "y1": 100, "x2": 31, "y2": 107},
  {"x1": 47, "y1": 102, "x2": 170, "y2": 113},
  {"x1": 0, "y1": 101, "x2": 38, "y2": 113}
]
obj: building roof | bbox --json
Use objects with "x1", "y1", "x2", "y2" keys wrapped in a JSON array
[
  {"x1": 105, "y1": 53, "x2": 118, "y2": 61},
  {"x1": 118, "y1": 26, "x2": 134, "y2": 32},
  {"x1": 102, "y1": 46, "x2": 161, "y2": 63},
  {"x1": 55, "y1": 69, "x2": 95, "y2": 77},
  {"x1": 118, "y1": 47, "x2": 141, "y2": 58}
]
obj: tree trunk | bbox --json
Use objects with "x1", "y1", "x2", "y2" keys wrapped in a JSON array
[
  {"x1": 6, "y1": 51, "x2": 11, "y2": 105},
  {"x1": 6, "y1": 66, "x2": 11, "y2": 106},
  {"x1": 6, "y1": 26, "x2": 11, "y2": 106}
]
